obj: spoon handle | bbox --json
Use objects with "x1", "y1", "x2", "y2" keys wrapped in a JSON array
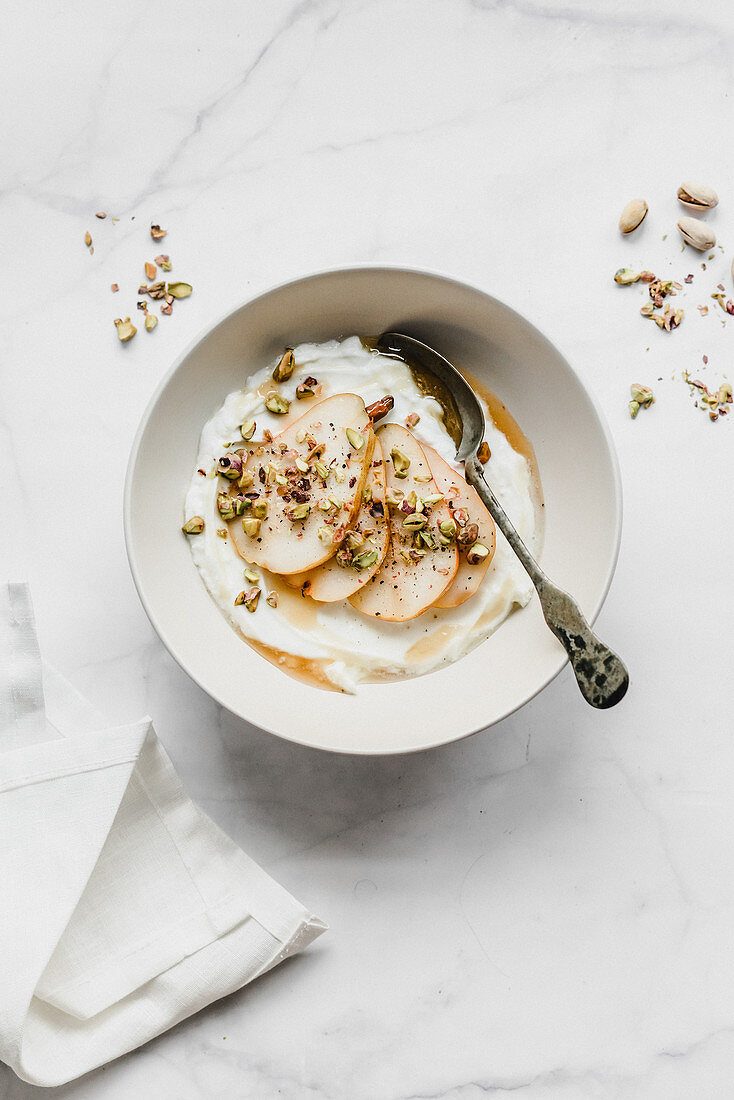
[{"x1": 465, "y1": 458, "x2": 629, "y2": 710}]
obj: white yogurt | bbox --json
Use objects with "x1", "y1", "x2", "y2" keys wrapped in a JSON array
[{"x1": 185, "y1": 337, "x2": 537, "y2": 692}]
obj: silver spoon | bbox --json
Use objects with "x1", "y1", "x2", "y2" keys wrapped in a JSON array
[{"x1": 376, "y1": 331, "x2": 629, "y2": 710}]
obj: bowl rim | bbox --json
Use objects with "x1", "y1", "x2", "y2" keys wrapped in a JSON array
[{"x1": 124, "y1": 263, "x2": 623, "y2": 754}]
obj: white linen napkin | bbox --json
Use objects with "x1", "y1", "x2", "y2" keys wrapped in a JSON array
[{"x1": 0, "y1": 581, "x2": 326, "y2": 1087}]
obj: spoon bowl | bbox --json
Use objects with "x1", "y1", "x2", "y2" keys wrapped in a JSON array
[{"x1": 376, "y1": 330, "x2": 630, "y2": 710}]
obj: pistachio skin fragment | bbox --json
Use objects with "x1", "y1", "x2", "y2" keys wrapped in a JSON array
[
  {"x1": 618, "y1": 199, "x2": 648, "y2": 234},
  {"x1": 265, "y1": 393, "x2": 290, "y2": 415},
  {"x1": 614, "y1": 268, "x2": 640, "y2": 285},
  {"x1": 272, "y1": 349, "x2": 295, "y2": 383},
  {"x1": 366, "y1": 395, "x2": 395, "y2": 423},
  {"x1": 677, "y1": 182, "x2": 719, "y2": 211},
  {"x1": 182, "y1": 516, "x2": 205, "y2": 534},
  {"x1": 677, "y1": 216, "x2": 716, "y2": 251}
]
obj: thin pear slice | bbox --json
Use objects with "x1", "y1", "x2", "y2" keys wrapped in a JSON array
[
  {"x1": 291, "y1": 439, "x2": 389, "y2": 602},
  {"x1": 422, "y1": 445, "x2": 496, "y2": 609},
  {"x1": 226, "y1": 393, "x2": 375, "y2": 575},
  {"x1": 349, "y1": 424, "x2": 458, "y2": 622}
]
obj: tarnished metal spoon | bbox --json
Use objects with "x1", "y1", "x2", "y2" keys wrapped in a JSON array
[{"x1": 376, "y1": 331, "x2": 629, "y2": 710}]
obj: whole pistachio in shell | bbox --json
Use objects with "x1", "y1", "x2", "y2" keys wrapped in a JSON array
[
  {"x1": 677, "y1": 182, "x2": 719, "y2": 211},
  {"x1": 619, "y1": 199, "x2": 648, "y2": 234},
  {"x1": 677, "y1": 216, "x2": 716, "y2": 251}
]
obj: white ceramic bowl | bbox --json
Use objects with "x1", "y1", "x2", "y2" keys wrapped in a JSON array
[{"x1": 124, "y1": 267, "x2": 622, "y2": 755}]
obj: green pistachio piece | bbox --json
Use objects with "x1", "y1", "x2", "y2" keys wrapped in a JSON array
[
  {"x1": 390, "y1": 447, "x2": 410, "y2": 478},
  {"x1": 402, "y1": 513, "x2": 426, "y2": 531},
  {"x1": 466, "y1": 542, "x2": 490, "y2": 565},
  {"x1": 144, "y1": 314, "x2": 158, "y2": 332},
  {"x1": 244, "y1": 586, "x2": 261, "y2": 612},
  {"x1": 614, "y1": 268, "x2": 640, "y2": 285},
  {"x1": 242, "y1": 517, "x2": 261, "y2": 537},
  {"x1": 439, "y1": 518, "x2": 457, "y2": 538},
  {"x1": 630, "y1": 383, "x2": 655, "y2": 407},
  {"x1": 289, "y1": 502, "x2": 310, "y2": 520},
  {"x1": 353, "y1": 549, "x2": 379, "y2": 570},
  {"x1": 240, "y1": 419, "x2": 256, "y2": 441},
  {"x1": 629, "y1": 400, "x2": 640, "y2": 419},
  {"x1": 265, "y1": 393, "x2": 290, "y2": 415},
  {"x1": 346, "y1": 427, "x2": 364, "y2": 450},
  {"x1": 252, "y1": 500, "x2": 268, "y2": 519},
  {"x1": 166, "y1": 282, "x2": 192, "y2": 299},
  {"x1": 181, "y1": 516, "x2": 205, "y2": 534},
  {"x1": 314, "y1": 461, "x2": 329, "y2": 480},
  {"x1": 114, "y1": 317, "x2": 137, "y2": 342},
  {"x1": 272, "y1": 349, "x2": 295, "y2": 382}
]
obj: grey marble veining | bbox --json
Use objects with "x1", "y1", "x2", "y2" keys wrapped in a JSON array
[{"x1": 2, "y1": 0, "x2": 734, "y2": 1096}]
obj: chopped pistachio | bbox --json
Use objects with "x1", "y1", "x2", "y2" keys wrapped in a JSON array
[
  {"x1": 217, "y1": 493, "x2": 236, "y2": 520},
  {"x1": 422, "y1": 493, "x2": 443, "y2": 506},
  {"x1": 242, "y1": 517, "x2": 261, "y2": 537},
  {"x1": 240, "y1": 419, "x2": 256, "y2": 441},
  {"x1": 144, "y1": 313, "x2": 158, "y2": 332},
  {"x1": 181, "y1": 516, "x2": 205, "y2": 534},
  {"x1": 405, "y1": 412, "x2": 420, "y2": 429},
  {"x1": 402, "y1": 513, "x2": 427, "y2": 531},
  {"x1": 346, "y1": 427, "x2": 364, "y2": 450},
  {"x1": 216, "y1": 528, "x2": 228, "y2": 538},
  {"x1": 466, "y1": 542, "x2": 490, "y2": 565},
  {"x1": 239, "y1": 468, "x2": 254, "y2": 489},
  {"x1": 84, "y1": 230, "x2": 92, "y2": 247},
  {"x1": 114, "y1": 317, "x2": 137, "y2": 342},
  {"x1": 614, "y1": 268, "x2": 640, "y2": 285},
  {"x1": 347, "y1": 530, "x2": 364, "y2": 550},
  {"x1": 244, "y1": 586, "x2": 261, "y2": 612},
  {"x1": 295, "y1": 456, "x2": 310, "y2": 473},
  {"x1": 275, "y1": 473, "x2": 288, "y2": 486},
  {"x1": 318, "y1": 526, "x2": 333, "y2": 542},
  {"x1": 629, "y1": 400, "x2": 640, "y2": 419},
  {"x1": 272, "y1": 349, "x2": 295, "y2": 382},
  {"x1": 317, "y1": 499, "x2": 332, "y2": 512},
  {"x1": 145, "y1": 261, "x2": 157, "y2": 281},
  {"x1": 296, "y1": 376, "x2": 318, "y2": 399},
  {"x1": 265, "y1": 393, "x2": 290, "y2": 415},
  {"x1": 353, "y1": 548, "x2": 379, "y2": 570},
  {"x1": 166, "y1": 282, "x2": 192, "y2": 299},
  {"x1": 252, "y1": 500, "x2": 268, "y2": 519},
  {"x1": 439, "y1": 518, "x2": 457, "y2": 538},
  {"x1": 390, "y1": 447, "x2": 410, "y2": 478},
  {"x1": 289, "y1": 502, "x2": 310, "y2": 520},
  {"x1": 150, "y1": 224, "x2": 167, "y2": 240},
  {"x1": 314, "y1": 461, "x2": 329, "y2": 480},
  {"x1": 630, "y1": 383, "x2": 654, "y2": 407},
  {"x1": 266, "y1": 591, "x2": 278, "y2": 608},
  {"x1": 234, "y1": 590, "x2": 246, "y2": 606},
  {"x1": 419, "y1": 529, "x2": 436, "y2": 549}
]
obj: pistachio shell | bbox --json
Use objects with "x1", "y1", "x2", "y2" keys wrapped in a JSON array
[
  {"x1": 677, "y1": 217, "x2": 716, "y2": 251},
  {"x1": 618, "y1": 199, "x2": 648, "y2": 234},
  {"x1": 677, "y1": 182, "x2": 719, "y2": 211}
]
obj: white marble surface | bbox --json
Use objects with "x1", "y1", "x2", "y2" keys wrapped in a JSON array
[{"x1": 2, "y1": 0, "x2": 734, "y2": 1095}]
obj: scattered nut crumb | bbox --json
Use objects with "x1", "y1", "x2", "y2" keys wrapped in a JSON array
[
  {"x1": 144, "y1": 261, "x2": 157, "y2": 281},
  {"x1": 150, "y1": 224, "x2": 167, "y2": 240},
  {"x1": 95, "y1": 212, "x2": 106, "y2": 219},
  {"x1": 110, "y1": 283, "x2": 119, "y2": 293}
]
